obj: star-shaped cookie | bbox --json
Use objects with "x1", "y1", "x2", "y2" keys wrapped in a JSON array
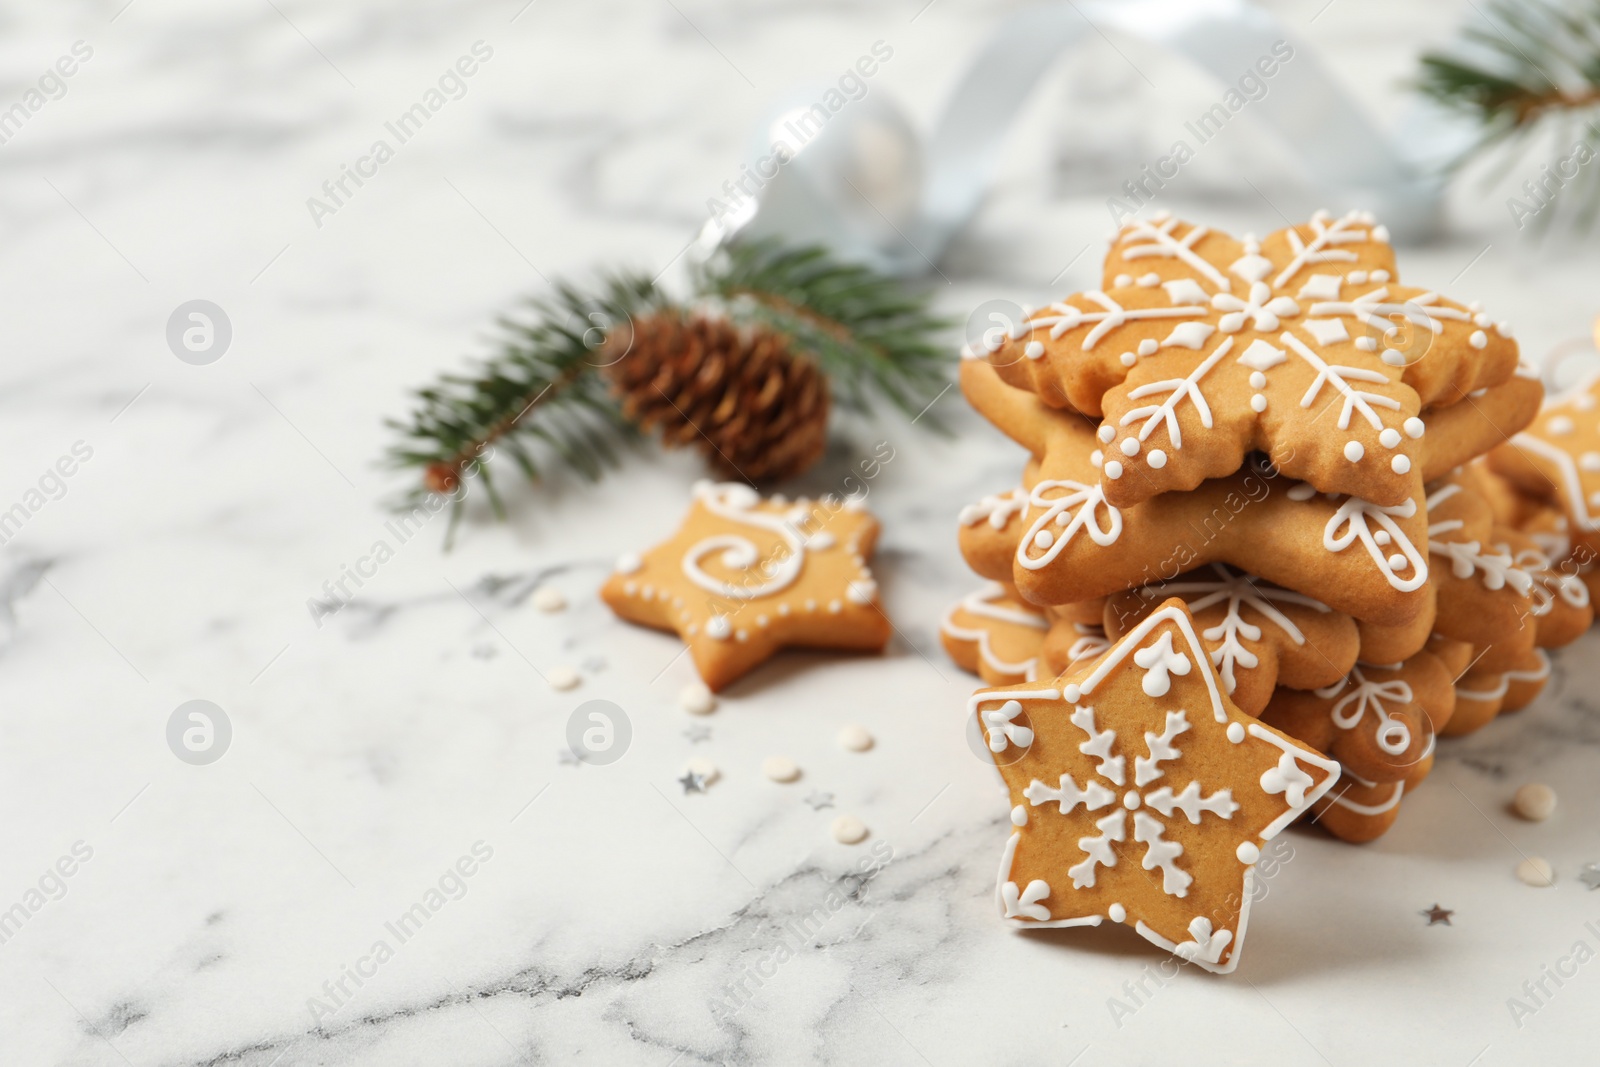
[
  {"x1": 974, "y1": 598, "x2": 1339, "y2": 974},
  {"x1": 941, "y1": 582, "x2": 1049, "y2": 685},
  {"x1": 1490, "y1": 371, "x2": 1600, "y2": 556},
  {"x1": 980, "y1": 210, "x2": 1520, "y2": 508},
  {"x1": 600, "y1": 481, "x2": 891, "y2": 690}
]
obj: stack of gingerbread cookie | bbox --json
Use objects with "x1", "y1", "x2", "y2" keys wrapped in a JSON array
[{"x1": 945, "y1": 209, "x2": 1593, "y2": 869}]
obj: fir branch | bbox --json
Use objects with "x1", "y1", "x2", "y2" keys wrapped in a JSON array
[
  {"x1": 697, "y1": 240, "x2": 953, "y2": 428},
  {"x1": 383, "y1": 272, "x2": 661, "y2": 520},
  {"x1": 1417, "y1": 0, "x2": 1600, "y2": 229}
]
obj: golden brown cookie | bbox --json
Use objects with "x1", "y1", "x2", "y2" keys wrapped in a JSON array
[
  {"x1": 955, "y1": 413, "x2": 1432, "y2": 625},
  {"x1": 979, "y1": 210, "x2": 1518, "y2": 508},
  {"x1": 941, "y1": 582, "x2": 1049, "y2": 685},
  {"x1": 1040, "y1": 617, "x2": 1112, "y2": 677},
  {"x1": 600, "y1": 482, "x2": 890, "y2": 690},
  {"x1": 1103, "y1": 565, "x2": 1358, "y2": 717},
  {"x1": 973, "y1": 598, "x2": 1339, "y2": 974},
  {"x1": 1447, "y1": 647, "x2": 1552, "y2": 734},
  {"x1": 1489, "y1": 372, "x2": 1600, "y2": 556},
  {"x1": 1259, "y1": 654, "x2": 1454, "y2": 842}
]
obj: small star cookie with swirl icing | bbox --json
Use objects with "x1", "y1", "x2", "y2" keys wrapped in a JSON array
[
  {"x1": 978, "y1": 210, "x2": 1520, "y2": 509},
  {"x1": 600, "y1": 482, "x2": 890, "y2": 690},
  {"x1": 974, "y1": 598, "x2": 1339, "y2": 974}
]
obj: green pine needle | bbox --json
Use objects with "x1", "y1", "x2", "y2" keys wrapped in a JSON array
[
  {"x1": 384, "y1": 241, "x2": 952, "y2": 537},
  {"x1": 1417, "y1": 0, "x2": 1600, "y2": 229}
]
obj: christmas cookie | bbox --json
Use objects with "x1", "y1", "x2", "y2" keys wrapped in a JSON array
[
  {"x1": 961, "y1": 356, "x2": 1541, "y2": 502},
  {"x1": 1103, "y1": 565, "x2": 1359, "y2": 717},
  {"x1": 1446, "y1": 647, "x2": 1552, "y2": 735},
  {"x1": 974, "y1": 598, "x2": 1339, "y2": 974},
  {"x1": 1489, "y1": 372, "x2": 1600, "y2": 556},
  {"x1": 956, "y1": 414, "x2": 1431, "y2": 625},
  {"x1": 941, "y1": 582, "x2": 1049, "y2": 685},
  {"x1": 1040, "y1": 617, "x2": 1112, "y2": 676},
  {"x1": 600, "y1": 481, "x2": 890, "y2": 690},
  {"x1": 979, "y1": 210, "x2": 1518, "y2": 508},
  {"x1": 1260, "y1": 653, "x2": 1455, "y2": 842}
]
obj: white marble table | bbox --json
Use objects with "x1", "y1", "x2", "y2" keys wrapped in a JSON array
[{"x1": 4, "y1": 0, "x2": 1600, "y2": 1063}]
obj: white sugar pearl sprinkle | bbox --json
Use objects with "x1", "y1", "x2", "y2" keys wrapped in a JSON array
[
  {"x1": 1104, "y1": 460, "x2": 1124, "y2": 479},
  {"x1": 1120, "y1": 437, "x2": 1140, "y2": 457},
  {"x1": 1033, "y1": 530, "x2": 1054, "y2": 550},
  {"x1": 1344, "y1": 441, "x2": 1365, "y2": 462},
  {"x1": 1512, "y1": 783, "x2": 1557, "y2": 821},
  {"x1": 1469, "y1": 330, "x2": 1488, "y2": 350},
  {"x1": 1379, "y1": 428, "x2": 1401, "y2": 448},
  {"x1": 1249, "y1": 372, "x2": 1266, "y2": 390},
  {"x1": 1098, "y1": 424, "x2": 1115, "y2": 443},
  {"x1": 1120, "y1": 351, "x2": 1137, "y2": 367},
  {"x1": 1516, "y1": 857, "x2": 1556, "y2": 887},
  {"x1": 762, "y1": 756, "x2": 801, "y2": 783},
  {"x1": 1226, "y1": 722, "x2": 1245, "y2": 743},
  {"x1": 1237, "y1": 842, "x2": 1260, "y2": 864},
  {"x1": 548, "y1": 666, "x2": 581, "y2": 691},
  {"x1": 1387, "y1": 553, "x2": 1408, "y2": 570},
  {"x1": 838, "y1": 724, "x2": 874, "y2": 751},
  {"x1": 1250, "y1": 394, "x2": 1267, "y2": 413},
  {"x1": 1147, "y1": 449, "x2": 1167, "y2": 469},
  {"x1": 679, "y1": 682, "x2": 717, "y2": 715},
  {"x1": 1391, "y1": 455, "x2": 1411, "y2": 474},
  {"x1": 533, "y1": 586, "x2": 567, "y2": 612},
  {"x1": 831, "y1": 815, "x2": 869, "y2": 845},
  {"x1": 1403, "y1": 417, "x2": 1425, "y2": 439}
]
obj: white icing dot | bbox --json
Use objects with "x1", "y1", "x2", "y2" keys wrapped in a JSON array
[
  {"x1": 1391, "y1": 454, "x2": 1411, "y2": 474},
  {"x1": 1513, "y1": 783, "x2": 1557, "y2": 821},
  {"x1": 1549, "y1": 416, "x2": 1575, "y2": 435},
  {"x1": 623, "y1": 581, "x2": 637, "y2": 595},
  {"x1": 1374, "y1": 531, "x2": 1391, "y2": 546},
  {"x1": 1123, "y1": 790, "x2": 1141, "y2": 810},
  {"x1": 1581, "y1": 452, "x2": 1600, "y2": 472},
  {"x1": 757, "y1": 614, "x2": 769, "y2": 628},
  {"x1": 1387, "y1": 553, "x2": 1408, "y2": 570},
  {"x1": 1344, "y1": 441, "x2": 1365, "y2": 462},
  {"x1": 1226, "y1": 722, "x2": 1246, "y2": 743},
  {"x1": 548, "y1": 666, "x2": 580, "y2": 691},
  {"x1": 1474, "y1": 313, "x2": 1492, "y2": 328},
  {"x1": 641, "y1": 584, "x2": 654, "y2": 600},
  {"x1": 1033, "y1": 529, "x2": 1054, "y2": 550},
  {"x1": 1250, "y1": 393, "x2": 1267, "y2": 413},
  {"x1": 1496, "y1": 321, "x2": 1514, "y2": 338},
  {"x1": 831, "y1": 815, "x2": 869, "y2": 845},
  {"x1": 1024, "y1": 341, "x2": 1045, "y2": 360},
  {"x1": 1379, "y1": 428, "x2": 1401, "y2": 448},
  {"x1": 1097, "y1": 424, "x2": 1115, "y2": 444},
  {"x1": 1120, "y1": 437, "x2": 1140, "y2": 457},
  {"x1": 1108, "y1": 903, "x2": 1127, "y2": 923},
  {"x1": 778, "y1": 603, "x2": 791, "y2": 616},
  {"x1": 1469, "y1": 330, "x2": 1488, "y2": 350},
  {"x1": 1249, "y1": 371, "x2": 1267, "y2": 390},
  {"x1": 827, "y1": 599, "x2": 842, "y2": 614},
  {"x1": 837, "y1": 725, "x2": 874, "y2": 753},
  {"x1": 1011, "y1": 805, "x2": 1028, "y2": 827},
  {"x1": 1148, "y1": 449, "x2": 1167, "y2": 469},
  {"x1": 1063, "y1": 683, "x2": 1082, "y2": 703},
  {"x1": 805, "y1": 598, "x2": 817, "y2": 612},
  {"x1": 1355, "y1": 336, "x2": 1378, "y2": 352},
  {"x1": 614, "y1": 553, "x2": 642, "y2": 575},
  {"x1": 1348, "y1": 270, "x2": 1367, "y2": 284},
  {"x1": 762, "y1": 756, "x2": 801, "y2": 783},
  {"x1": 1403, "y1": 417, "x2": 1425, "y2": 439},
  {"x1": 1591, "y1": 492, "x2": 1600, "y2": 509},
  {"x1": 1237, "y1": 842, "x2": 1261, "y2": 864},
  {"x1": 1104, "y1": 460, "x2": 1124, "y2": 479},
  {"x1": 1114, "y1": 273, "x2": 1133, "y2": 288},
  {"x1": 1120, "y1": 351, "x2": 1137, "y2": 367},
  {"x1": 706, "y1": 615, "x2": 732, "y2": 640},
  {"x1": 1137, "y1": 272, "x2": 1160, "y2": 287},
  {"x1": 1381, "y1": 349, "x2": 1406, "y2": 367},
  {"x1": 1371, "y1": 268, "x2": 1390, "y2": 280},
  {"x1": 807, "y1": 531, "x2": 835, "y2": 550},
  {"x1": 1515, "y1": 856, "x2": 1555, "y2": 887},
  {"x1": 680, "y1": 682, "x2": 716, "y2": 715},
  {"x1": 1090, "y1": 449, "x2": 1103, "y2": 468},
  {"x1": 1137, "y1": 339, "x2": 1158, "y2": 357},
  {"x1": 1287, "y1": 483, "x2": 1315, "y2": 501}
]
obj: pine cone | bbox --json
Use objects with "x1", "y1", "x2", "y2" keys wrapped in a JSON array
[{"x1": 602, "y1": 310, "x2": 830, "y2": 482}]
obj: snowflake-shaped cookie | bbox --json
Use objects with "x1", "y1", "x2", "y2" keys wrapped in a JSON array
[
  {"x1": 1105, "y1": 564, "x2": 1358, "y2": 717},
  {"x1": 600, "y1": 482, "x2": 890, "y2": 690},
  {"x1": 983, "y1": 211, "x2": 1519, "y2": 509},
  {"x1": 976, "y1": 599, "x2": 1339, "y2": 974}
]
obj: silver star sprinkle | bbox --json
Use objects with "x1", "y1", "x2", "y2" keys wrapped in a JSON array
[
  {"x1": 1421, "y1": 904, "x2": 1454, "y2": 926},
  {"x1": 678, "y1": 770, "x2": 707, "y2": 794},
  {"x1": 803, "y1": 790, "x2": 835, "y2": 810}
]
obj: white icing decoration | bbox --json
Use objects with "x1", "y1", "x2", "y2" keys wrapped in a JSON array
[
  {"x1": 706, "y1": 615, "x2": 732, "y2": 640},
  {"x1": 1236, "y1": 338, "x2": 1287, "y2": 372},
  {"x1": 1161, "y1": 321, "x2": 1217, "y2": 349},
  {"x1": 682, "y1": 483, "x2": 808, "y2": 601},
  {"x1": 1426, "y1": 483, "x2": 1534, "y2": 595},
  {"x1": 1105, "y1": 460, "x2": 1124, "y2": 479},
  {"x1": 1296, "y1": 274, "x2": 1342, "y2": 300},
  {"x1": 1212, "y1": 281, "x2": 1299, "y2": 334},
  {"x1": 1237, "y1": 841, "x2": 1260, "y2": 864},
  {"x1": 1391, "y1": 455, "x2": 1410, "y2": 474},
  {"x1": 1344, "y1": 441, "x2": 1364, "y2": 462},
  {"x1": 1152, "y1": 563, "x2": 1330, "y2": 694},
  {"x1": 1228, "y1": 253, "x2": 1273, "y2": 285},
  {"x1": 1132, "y1": 631, "x2": 1191, "y2": 696},
  {"x1": 1302, "y1": 318, "x2": 1350, "y2": 345},
  {"x1": 1028, "y1": 290, "x2": 1207, "y2": 350},
  {"x1": 983, "y1": 699, "x2": 1034, "y2": 753},
  {"x1": 1071, "y1": 705, "x2": 1125, "y2": 785},
  {"x1": 1070, "y1": 812, "x2": 1126, "y2": 888},
  {"x1": 1098, "y1": 424, "x2": 1115, "y2": 443},
  {"x1": 1119, "y1": 216, "x2": 1231, "y2": 291},
  {"x1": 1316, "y1": 664, "x2": 1416, "y2": 755},
  {"x1": 1024, "y1": 340, "x2": 1045, "y2": 360},
  {"x1": 1379, "y1": 427, "x2": 1401, "y2": 448},
  {"x1": 1011, "y1": 805, "x2": 1028, "y2": 827},
  {"x1": 1162, "y1": 279, "x2": 1209, "y2": 306},
  {"x1": 1000, "y1": 878, "x2": 1052, "y2": 921},
  {"x1": 1281, "y1": 332, "x2": 1400, "y2": 430},
  {"x1": 1145, "y1": 781, "x2": 1239, "y2": 824},
  {"x1": 1172, "y1": 916, "x2": 1234, "y2": 965},
  {"x1": 940, "y1": 582, "x2": 1047, "y2": 681},
  {"x1": 1548, "y1": 415, "x2": 1575, "y2": 435},
  {"x1": 615, "y1": 552, "x2": 642, "y2": 575},
  {"x1": 1108, "y1": 902, "x2": 1126, "y2": 923},
  {"x1": 1148, "y1": 449, "x2": 1167, "y2": 469},
  {"x1": 1133, "y1": 811, "x2": 1191, "y2": 896},
  {"x1": 1469, "y1": 330, "x2": 1488, "y2": 349},
  {"x1": 1273, "y1": 210, "x2": 1372, "y2": 288},
  {"x1": 1403, "y1": 416, "x2": 1425, "y2": 438},
  {"x1": 1015, "y1": 480, "x2": 1123, "y2": 571},
  {"x1": 1226, "y1": 722, "x2": 1245, "y2": 743},
  {"x1": 1120, "y1": 437, "x2": 1140, "y2": 457},
  {"x1": 1307, "y1": 286, "x2": 1470, "y2": 336},
  {"x1": 1138, "y1": 272, "x2": 1160, "y2": 287},
  {"x1": 1324, "y1": 496, "x2": 1429, "y2": 592},
  {"x1": 1134, "y1": 710, "x2": 1188, "y2": 786},
  {"x1": 1138, "y1": 339, "x2": 1158, "y2": 357},
  {"x1": 1025, "y1": 773, "x2": 1115, "y2": 814},
  {"x1": 1119, "y1": 336, "x2": 1232, "y2": 449},
  {"x1": 959, "y1": 488, "x2": 1029, "y2": 530}
]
